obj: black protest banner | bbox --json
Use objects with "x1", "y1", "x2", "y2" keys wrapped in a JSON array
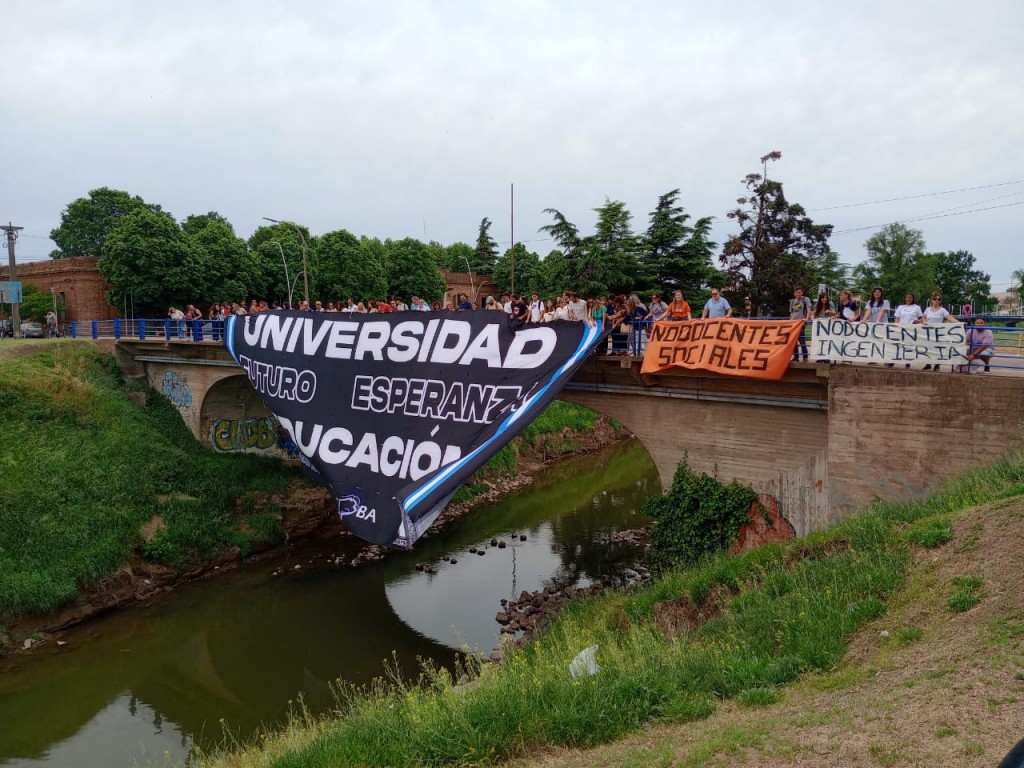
[
  {"x1": 226, "y1": 312, "x2": 606, "y2": 548},
  {"x1": 811, "y1": 319, "x2": 967, "y2": 366}
]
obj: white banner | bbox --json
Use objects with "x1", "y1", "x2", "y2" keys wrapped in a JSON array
[{"x1": 812, "y1": 319, "x2": 968, "y2": 366}]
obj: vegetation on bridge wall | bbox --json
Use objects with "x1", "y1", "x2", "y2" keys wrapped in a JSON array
[{"x1": 643, "y1": 460, "x2": 760, "y2": 571}]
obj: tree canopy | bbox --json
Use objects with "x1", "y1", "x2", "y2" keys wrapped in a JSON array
[
  {"x1": 642, "y1": 189, "x2": 716, "y2": 298},
  {"x1": 50, "y1": 187, "x2": 167, "y2": 259},
  {"x1": 99, "y1": 208, "x2": 207, "y2": 314},
  {"x1": 473, "y1": 218, "x2": 499, "y2": 273},
  {"x1": 719, "y1": 152, "x2": 834, "y2": 316}
]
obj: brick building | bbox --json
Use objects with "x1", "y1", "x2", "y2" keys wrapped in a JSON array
[
  {"x1": 0, "y1": 257, "x2": 118, "y2": 322},
  {"x1": 441, "y1": 269, "x2": 498, "y2": 309}
]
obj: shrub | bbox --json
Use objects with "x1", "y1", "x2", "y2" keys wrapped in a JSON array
[{"x1": 644, "y1": 461, "x2": 758, "y2": 571}]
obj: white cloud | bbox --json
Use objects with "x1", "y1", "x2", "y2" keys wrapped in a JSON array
[{"x1": 2, "y1": 0, "x2": 1021, "y2": 284}]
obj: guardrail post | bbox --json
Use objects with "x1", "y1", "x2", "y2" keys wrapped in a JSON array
[
  {"x1": 113, "y1": 318, "x2": 121, "y2": 339},
  {"x1": 192, "y1": 319, "x2": 203, "y2": 342},
  {"x1": 138, "y1": 319, "x2": 146, "y2": 340},
  {"x1": 91, "y1": 320, "x2": 98, "y2": 340}
]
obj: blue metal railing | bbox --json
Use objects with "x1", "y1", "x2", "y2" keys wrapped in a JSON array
[{"x1": 60, "y1": 315, "x2": 1024, "y2": 375}]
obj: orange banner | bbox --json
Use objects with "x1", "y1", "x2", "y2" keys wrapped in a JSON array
[{"x1": 640, "y1": 318, "x2": 805, "y2": 380}]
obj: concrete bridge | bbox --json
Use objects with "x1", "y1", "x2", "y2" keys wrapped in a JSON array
[{"x1": 113, "y1": 339, "x2": 1024, "y2": 536}]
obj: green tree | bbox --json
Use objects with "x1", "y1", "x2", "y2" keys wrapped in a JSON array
[
  {"x1": 719, "y1": 152, "x2": 834, "y2": 315},
  {"x1": 316, "y1": 229, "x2": 388, "y2": 302},
  {"x1": 185, "y1": 214, "x2": 259, "y2": 304},
  {"x1": 50, "y1": 187, "x2": 167, "y2": 258},
  {"x1": 492, "y1": 243, "x2": 544, "y2": 296},
  {"x1": 931, "y1": 249, "x2": 990, "y2": 310},
  {"x1": 539, "y1": 201, "x2": 639, "y2": 297},
  {"x1": 473, "y1": 218, "x2": 499, "y2": 273},
  {"x1": 384, "y1": 237, "x2": 446, "y2": 302},
  {"x1": 642, "y1": 189, "x2": 716, "y2": 297},
  {"x1": 852, "y1": 222, "x2": 934, "y2": 300},
  {"x1": 809, "y1": 250, "x2": 852, "y2": 293},
  {"x1": 99, "y1": 209, "x2": 207, "y2": 314},
  {"x1": 443, "y1": 241, "x2": 477, "y2": 275}
]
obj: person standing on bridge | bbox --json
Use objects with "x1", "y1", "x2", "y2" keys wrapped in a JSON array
[
  {"x1": 862, "y1": 287, "x2": 889, "y2": 323},
  {"x1": 893, "y1": 293, "x2": 923, "y2": 325},
  {"x1": 788, "y1": 288, "x2": 812, "y2": 362},
  {"x1": 701, "y1": 288, "x2": 732, "y2": 319},
  {"x1": 836, "y1": 289, "x2": 860, "y2": 322},
  {"x1": 667, "y1": 290, "x2": 692, "y2": 321}
]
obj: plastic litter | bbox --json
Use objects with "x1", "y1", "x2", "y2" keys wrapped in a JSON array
[{"x1": 568, "y1": 645, "x2": 600, "y2": 678}]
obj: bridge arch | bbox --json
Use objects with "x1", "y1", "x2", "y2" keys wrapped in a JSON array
[{"x1": 200, "y1": 373, "x2": 286, "y2": 456}]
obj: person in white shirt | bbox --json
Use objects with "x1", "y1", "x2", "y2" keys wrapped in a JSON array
[
  {"x1": 922, "y1": 293, "x2": 954, "y2": 324},
  {"x1": 921, "y1": 292, "x2": 956, "y2": 370},
  {"x1": 893, "y1": 293, "x2": 923, "y2": 324},
  {"x1": 566, "y1": 291, "x2": 588, "y2": 322},
  {"x1": 529, "y1": 292, "x2": 544, "y2": 323}
]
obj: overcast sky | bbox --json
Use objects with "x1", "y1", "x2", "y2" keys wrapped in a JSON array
[{"x1": 3, "y1": 0, "x2": 1021, "y2": 288}]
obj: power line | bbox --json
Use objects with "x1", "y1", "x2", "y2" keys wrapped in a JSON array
[
  {"x1": 832, "y1": 200, "x2": 1024, "y2": 235},
  {"x1": 810, "y1": 180, "x2": 1024, "y2": 212}
]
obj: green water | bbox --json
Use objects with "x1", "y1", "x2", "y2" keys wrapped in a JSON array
[{"x1": 0, "y1": 440, "x2": 658, "y2": 767}]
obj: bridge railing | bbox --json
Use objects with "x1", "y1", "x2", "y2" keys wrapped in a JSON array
[
  {"x1": 68, "y1": 318, "x2": 226, "y2": 342},
  {"x1": 62, "y1": 315, "x2": 1024, "y2": 376}
]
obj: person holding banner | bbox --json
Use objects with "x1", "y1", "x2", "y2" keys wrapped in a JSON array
[
  {"x1": 813, "y1": 292, "x2": 836, "y2": 319},
  {"x1": 862, "y1": 287, "x2": 889, "y2": 323},
  {"x1": 701, "y1": 288, "x2": 732, "y2": 319},
  {"x1": 667, "y1": 290, "x2": 692, "y2": 321},
  {"x1": 923, "y1": 293, "x2": 954, "y2": 325},
  {"x1": 837, "y1": 289, "x2": 860, "y2": 322},
  {"x1": 893, "y1": 293, "x2": 924, "y2": 325},
  {"x1": 789, "y1": 288, "x2": 812, "y2": 361},
  {"x1": 920, "y1": 293, "x2": 957, "y2": 370}
]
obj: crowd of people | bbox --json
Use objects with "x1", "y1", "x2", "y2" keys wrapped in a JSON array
[
  {"x1": 167, "y1": 284, "x2": 997, "y2": 371},
  {"x1": 786, "y1": 286, "x2": 995, "y2": 372}
]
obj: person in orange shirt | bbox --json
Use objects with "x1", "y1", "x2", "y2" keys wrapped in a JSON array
[{"x1": 667, "y1": 290, "x2": 692, "y2": 321}]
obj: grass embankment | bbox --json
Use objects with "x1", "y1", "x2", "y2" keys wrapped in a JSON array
[
  {"x1": 198, "y1": 453, "x2": 1024, "y2": 768},
  {"x1": 0, "y1": 342, "x2": 300, "y2": 624},
  {"x1": 0, "y1": 341, "x2": 616, "y2": 635}
]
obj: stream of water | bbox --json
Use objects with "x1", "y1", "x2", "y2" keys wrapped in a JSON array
[{"x1": 0, "y1": 439, "x2": 658, "y2": 767}]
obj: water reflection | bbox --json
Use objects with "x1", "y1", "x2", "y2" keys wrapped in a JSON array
[{"x1": 0, "y1": 439, "x2": 657, "y2": 767}]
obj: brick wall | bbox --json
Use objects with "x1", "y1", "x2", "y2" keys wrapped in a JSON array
[{"x1": 0, "y1": 257, "x2": 118, "y2": 321}]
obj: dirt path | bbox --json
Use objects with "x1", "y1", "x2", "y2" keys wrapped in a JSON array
[{"x1": 513, "y1": 498, "x2": 1024, "y2": 768}]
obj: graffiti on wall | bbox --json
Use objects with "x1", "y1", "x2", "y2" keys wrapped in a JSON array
[
  {"x1": 161, "y1": 370, "x2": 192, "y2": 408},
  {"x1": 211, "y1": 418, "x2": 279, "y2": 452}
]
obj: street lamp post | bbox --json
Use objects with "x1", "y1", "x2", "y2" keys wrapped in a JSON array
[
  {"x1": 263, "y1": 217, "x2": 309, "y2": 304},
  {"x1": 270, "y1": 240, "x2": 293, "y2": 308},
  {"x1": 460, "y1": 256, "x2": 475, "y2": 303}
]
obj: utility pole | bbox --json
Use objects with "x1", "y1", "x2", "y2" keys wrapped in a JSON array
[{"x1": 2, "y1": 222, "x2": 23, "y2": 338}]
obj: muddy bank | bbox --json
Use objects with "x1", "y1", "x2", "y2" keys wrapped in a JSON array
[{"x1": 5, "y1": 417, "x2": 629, "y2": 651}]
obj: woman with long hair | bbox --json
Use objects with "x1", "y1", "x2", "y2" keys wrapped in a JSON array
[
  {"x1": 862, "y1": 287, "x2": 889, "y2": 323},
  {"x1": 813, "y1": 292, "x2": 835, "y2": 319}
]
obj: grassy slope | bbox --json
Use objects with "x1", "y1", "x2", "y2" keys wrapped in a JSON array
[
  {"x1": 196, "y1": 453, "x2": 1024, "y2": 768},
  {"x1": 0, "y1": 341, "x2": 299, "y2": 619}
]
